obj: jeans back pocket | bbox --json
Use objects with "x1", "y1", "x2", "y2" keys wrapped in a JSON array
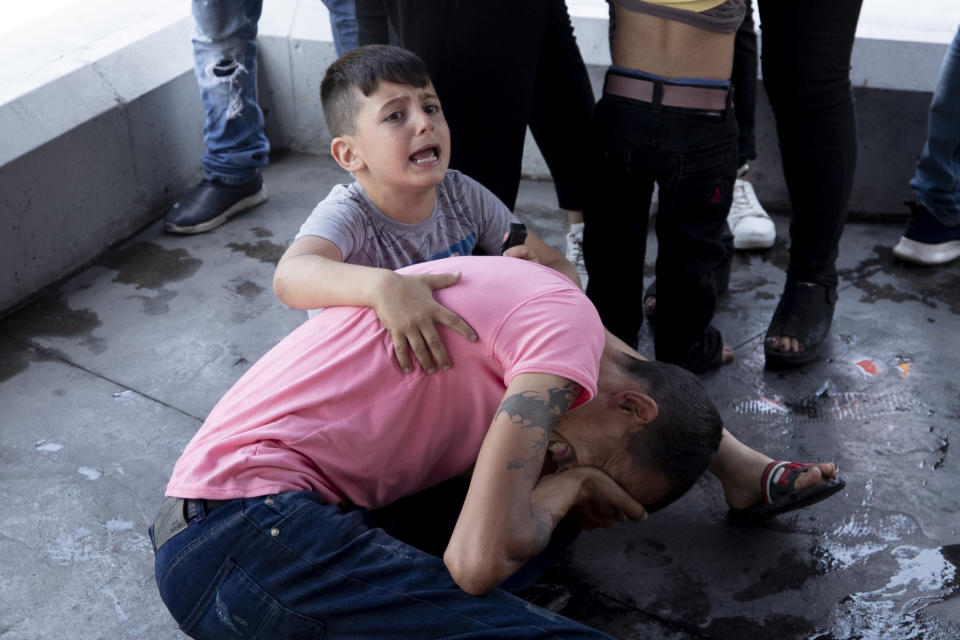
[{"x1": 181, "y1": 559, "x2": 324, "y2": 639}]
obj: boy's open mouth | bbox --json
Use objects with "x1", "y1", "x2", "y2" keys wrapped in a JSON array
[{"x1": 410, "y1": 145, "x2": 440, "y2": 164}]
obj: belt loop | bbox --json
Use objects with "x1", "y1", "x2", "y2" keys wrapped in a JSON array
[{"x1": 652, "y1": 80, "x2": 664, "y2": 111}]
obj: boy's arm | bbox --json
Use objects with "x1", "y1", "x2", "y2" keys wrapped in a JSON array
[
  {"x1": 443, "y1": 373, "x2": 645, "y2": 595},
  {"x1": 503, "y1": 231, "x2": 582, "y2": 289},
  {"x1": 274, "y1": 236, "x2": 477, "y2": 373}
]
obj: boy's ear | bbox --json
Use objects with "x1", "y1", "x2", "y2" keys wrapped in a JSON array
[
  {"x1": 330, "y1": 136, "x2": 365, "y2": 173},
  {"x1": 616, "y1": 390, "x2": 658, "y2": 425}
]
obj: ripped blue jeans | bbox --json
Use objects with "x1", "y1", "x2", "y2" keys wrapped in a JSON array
[
  {"x1": 910, "y1": 25, "x2": 960, "y2": 226},
  {"x1": 191, "y1": 0, "x2": 270, "y2": 185},
  {"x1": 154, "y1": 491, "x2": 610, "y2": 639},
  {"x1": 191, "y1": 0, "x2": 358, "y2": 185}
]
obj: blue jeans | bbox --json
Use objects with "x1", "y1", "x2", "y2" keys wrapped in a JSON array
[
  {"x1": 191, "y1": 0, "x2": 357, "y2": 185},
  {"x1": 154, "y1": 491, "x2": 611, "y2": 639},
  {"x1": 192, "y1": 0, "x2": 269, "y2": 185},
  {"x1": 325, "y1": 0, "x2": 359, "y2": 57},
  {"x1": 910, "y1": 26, "x2": 960, "y2": 226}
]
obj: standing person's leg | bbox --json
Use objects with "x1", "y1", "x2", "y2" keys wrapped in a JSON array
[
  {"x1": 166, "y1": 0, "x2": 269, "y2": 235},
  {"x1": 894, "y1": 25, "x2": 960, "y2": 266},
  {"x1": 653, "y1": 104, "x2": 738, "y2": 373},
  {"x1": 322, "y1": 0, "x2": 359, "y2": 56},
  {"x1": 529, "y1": 0, "x2": 596, "y2": 281},
  {"x1": 727, "y1": 0, "x2": 776, "y2": 250},
  {"x1": 381, "y1": 1, "x2": 549, "y2": 210},
  {"x1": 583, "y1": 93, "x2": 657, "y2": 349},
  {"x1": 355, "y1": 0, "x2": 391, "y2": 46},
  {"x1": 732, "y1": 2, "x2": 757, "y2": 172},
  {"x1": 758, "y1": 0, "x2": 863, "y2": 366},
  {"x1": 153, "y1": 492, "x2": 612, "y2": 639}
]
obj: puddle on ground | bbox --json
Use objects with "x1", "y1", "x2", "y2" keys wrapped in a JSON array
[
  {"x1": 734, "y1": 550, "x2": 825, "y2": 601},
  {"x1": 753, "y1": 236, "x2": 790, "y2": 271},
  {"x1": 0, "y1": 340, "x2": 59, "y2": 384},
  {"x1": 839, "y1": 245, "x2": 960, "y2": 315},
  {"x1": 226, "y1": 240, "x2": 286, "y2": 265},
  {"x1": 229, "y1": 278, "x2": 265, "y2": 302},
  {"x1": 810, "y1": 509, "x2": 960, "y2": 640},
  {"x1": 98, "y1": 241, "x2": 201, "y2": 290},
  {"x1": 4, "y1": 291, "x2": 106, "y2": 355}
]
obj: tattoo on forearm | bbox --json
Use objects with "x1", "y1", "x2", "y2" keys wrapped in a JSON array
[{"x1": 498, "y1": 383, "x2": 580, "y2": 475}]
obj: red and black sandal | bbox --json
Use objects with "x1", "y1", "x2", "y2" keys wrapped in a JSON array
[{"x1": 731, "y1": 460, "x2": 845, "y2": 521}]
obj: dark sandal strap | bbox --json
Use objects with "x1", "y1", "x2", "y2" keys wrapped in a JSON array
[{"x1": 765, "y1": 280, "x2": 837, "y2": 347}]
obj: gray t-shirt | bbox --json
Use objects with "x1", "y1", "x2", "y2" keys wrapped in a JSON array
[{"x1": 296, "y1": 170, "x2": 519, "y2": 270}]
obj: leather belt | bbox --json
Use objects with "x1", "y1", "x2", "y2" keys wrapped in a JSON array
[
  {"x1": 185, "y1": 498, "x2": 231, "y2": 520},
  {"x1": 604, "y1": 72, "x2": 729, "y2": 111},
  {"x1": 149, "y1": 497, "x2": 233, "y2": 553}
]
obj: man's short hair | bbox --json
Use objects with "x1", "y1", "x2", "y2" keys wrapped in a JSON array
[
  {"x1": 622, "y1": 358, "x2": 723, "y2": 512},
  {"x1": 320, "y1": 44, "x2": 433, "y2": 138}
]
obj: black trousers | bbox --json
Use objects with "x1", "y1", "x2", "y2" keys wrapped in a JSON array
[
  {"x1": 608, "y1": 0, "x2": 758, "y2": 168},
  {"x1": 757, "y1": 0, "x2": 864, "y2": 289},
  {"x1": 356, "y1": 0, "x2": 594, "y2": 211},
  {"x1": 583, "y1": 80, "x2": 739, "y2": 373}
]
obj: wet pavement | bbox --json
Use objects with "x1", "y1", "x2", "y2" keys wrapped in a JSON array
[{"x1": 1, "y1": 152, "x2": 958, "y2": 639}]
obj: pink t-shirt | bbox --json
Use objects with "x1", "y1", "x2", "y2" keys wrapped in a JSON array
[{"x1": 166, "y1": 256, "x2": 604, "y2": 509}]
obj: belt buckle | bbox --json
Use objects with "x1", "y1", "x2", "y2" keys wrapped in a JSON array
[{"x1": 149, "y1": 497, "x2": 188, "y2": 553}]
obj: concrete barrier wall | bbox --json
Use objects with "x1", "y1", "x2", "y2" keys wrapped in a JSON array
[
  {"x1": 0, "y1": 2, "x2": 954, "y2": 315},
  {"x1": 0, "y1": 2, "x2": 205, "y2": 314}
]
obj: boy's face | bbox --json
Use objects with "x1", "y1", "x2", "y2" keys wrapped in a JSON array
[{"x1": 344, "y1": 81, "x2": 450, "y2": 193}]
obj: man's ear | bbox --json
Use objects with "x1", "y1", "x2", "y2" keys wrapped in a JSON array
[
  {"x1": 330, "y1": 136, "x2": 365, "y2": 173},
  {"x1": 615, "y1": 390, "x2": 658, "y2": 425}
]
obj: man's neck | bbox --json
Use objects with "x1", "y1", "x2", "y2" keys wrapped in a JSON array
[{"x1": 356, "y1": 174, "x2": 437, "y2": 224}]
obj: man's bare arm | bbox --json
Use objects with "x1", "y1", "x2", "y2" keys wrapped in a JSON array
[{"x1": 444, "y1": 373, "x2": 580, "y2": 595}]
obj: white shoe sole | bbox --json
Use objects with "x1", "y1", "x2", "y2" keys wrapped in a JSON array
[
  {"x1": 166, "y1": 185, "x2": 269, "y2": 235},
  {"x1": 733, "y1": 232, "x2": 776, "y2": 250},
  {"x1": 892, "y1": 236, "x2": 960, "y2": 265}
]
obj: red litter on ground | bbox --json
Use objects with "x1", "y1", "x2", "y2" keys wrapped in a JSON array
[{"x1": 855, "y1": 359, "x2": 879, "y2": 375}]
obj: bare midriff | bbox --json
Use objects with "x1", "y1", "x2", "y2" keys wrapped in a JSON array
[{"x1": 612, "y1": 6, "x2": 735, "y2": 81}]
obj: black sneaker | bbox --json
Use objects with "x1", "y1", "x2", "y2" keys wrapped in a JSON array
[
  {"x1": 165, "y1": 175, "x2": 268, "y2": 234},
  {"x1": 892, "y1": 201, "x2": 960, "y2": 266}
]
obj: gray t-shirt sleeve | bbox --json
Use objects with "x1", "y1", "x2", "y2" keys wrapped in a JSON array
[
  {"x1": 443, "y1": 171, "x2": 519, "y2": 255},
  {"x1": 295, "y1": 183, "x2": 367, "y2": 260}
]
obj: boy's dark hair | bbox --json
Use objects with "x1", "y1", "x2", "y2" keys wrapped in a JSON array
[
  {"x1": 320, "y1": 44, "x2": 433, "y2": 138},
  {"x1": 621, "y1": 358, "x2": 723, "y2": 513}
]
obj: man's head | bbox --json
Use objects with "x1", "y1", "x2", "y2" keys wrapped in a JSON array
[
  {"x1": 321, "y1": 45, "x2": 450, "y2": 195},
  {"x1": 551, "y1": 349, "x2": 723, "y2": 513}
]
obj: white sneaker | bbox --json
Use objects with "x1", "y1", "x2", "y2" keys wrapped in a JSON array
[
  {"x1": 727, "y1": 178, "x2": 775, "y2": 250},
  {"x1": 565, "y1": 222, "x2": 588, "y2": 287}
]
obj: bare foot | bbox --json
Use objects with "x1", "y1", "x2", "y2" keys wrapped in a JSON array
[
  {"x1": 765, "y1": 335, "x2": 804, "y2": 353},
  {"x1": 643, "y1": 294, "x2": 656, "y2": 316},
  {"x1": 722, "y1": 343, "x2": 735, "y2": 364},
  {"x1": 765, "y1": 281, "x2": 817, "y2": 353}
]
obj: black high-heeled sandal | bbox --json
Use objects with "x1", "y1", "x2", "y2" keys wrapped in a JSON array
[{"x1": 764, "y1": 278, "x2": 838, "y2": 368}]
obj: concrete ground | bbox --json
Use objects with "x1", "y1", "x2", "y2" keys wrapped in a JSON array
[{"x1": 1, "y1": 152, "x2": 958, "y2": 640}]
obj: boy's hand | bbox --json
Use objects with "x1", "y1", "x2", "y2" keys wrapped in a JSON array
[
  {"x1": 502, "y1": 244, "x2": 541, "y2": 264},
  {"x1": 534, "y1": 466, "x2": 647, "y2": 531},
  {"x1": 374, "y1": 271, "x2": 478, "y2": 374},
  {"x1": 501, "y1": 229, "x2": 541, "y2": 264}
]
